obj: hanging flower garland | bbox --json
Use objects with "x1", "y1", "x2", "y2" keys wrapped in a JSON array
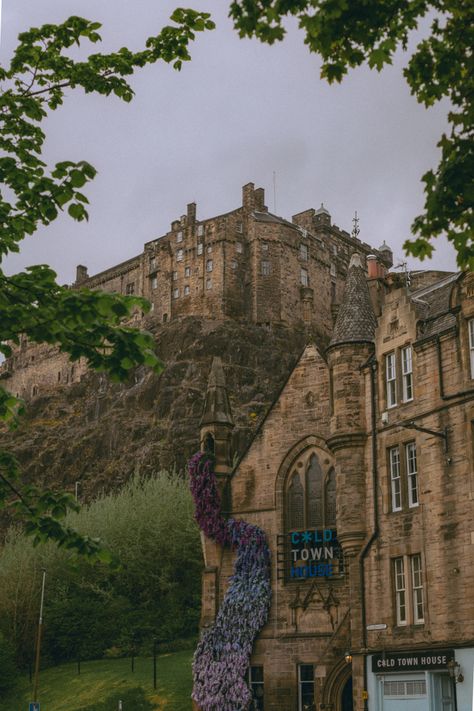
[{"x1": 188, "y1": 451, "x2": 271, "y2": 711}]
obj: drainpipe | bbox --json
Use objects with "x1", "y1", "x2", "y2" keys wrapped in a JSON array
[{"x1": 359, "y1": 360, "x2": 380, "y2": 710}]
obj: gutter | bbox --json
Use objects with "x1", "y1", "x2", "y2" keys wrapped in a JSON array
[{"x1": 359, "y1": 358, "x2": 379, "y2": 710}]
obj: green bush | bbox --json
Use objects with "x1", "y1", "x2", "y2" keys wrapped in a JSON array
[{"x1": 0, "y1": 472, "x2": 203, "y2": 667}]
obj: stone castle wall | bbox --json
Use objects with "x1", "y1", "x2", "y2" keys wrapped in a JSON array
[{"x1": 1, "y1": 182, "x2": 391, "y2": 401}]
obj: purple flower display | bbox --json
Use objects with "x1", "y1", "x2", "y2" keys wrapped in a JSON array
[{"x1": 188, "y1": 452, "x2": 272, "y2": 711}]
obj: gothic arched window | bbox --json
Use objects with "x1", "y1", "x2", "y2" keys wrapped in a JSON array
[{"x1": 285, "y1": 451, "x2": 336, "y2": 531}]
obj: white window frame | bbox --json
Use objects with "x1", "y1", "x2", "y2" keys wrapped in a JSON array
[
  {"x1": 231, "y1": 259, "x2": 238, "y2": 270},
  {"x1": 151, "y1": 276, "x2": 158, "y2": 289},
  {"x1": 469, "y1": 319, "x2": 474, "y2": 378},
  {"x1": 261, "y1": 260, "x2": 270, "y2": 276},
  {"x1": 330, "y1": 263, "x2": 336, "y2": 278},
  {"x1": 300, "y1": 268, "x2": 309, "y2": 287},
  {"x1": 261, "y1": 241, "x2": 269, "y2": 251},
  {"x1": 411, "y1": 554, "x2": 425, "y2": 623},
  {"x1": 247, "y1": 666, "x2": 264, "y2": 708},
  {"x1": 386, "y1": 352, "x2": 397, "y2": 408},
  {"x1": 394, "y1": 557, "x2": 407, "y2": 626},
  {"x1": 236, "y1": 241, "x2": 243, "y2": 253},
  {"x1": 184, "y1": 285, "x2": 190, "y2": 296},
  {"x1": 176, "y1": 248, "x2": 183, "y2": 262},
  {"x1": 197, "y1": 243, "x2": 203, "y2": 256},
  {"x1": 172, "y1": 287, "x2": 179, "y2": 299},
  {"x1": 300, "y1": 243, "x2": 308, "y2": 261},
  {"x1": 176, "y1": 231, "x2": 183, "y2": 243},
  {"x1": 197, "y1": 224, "x2": 204, "y2": 237},
  {"x1": 298, "y1": 664, "x2": 315, "y2": 711},
  {"x1": 206, "y1": 278, "x2": 212, "y2": 290},
  {"x1": 150, "y1": 257, "x2": 156, "y2": 271},
  {"x1": 172, "y1": 271, "x2": 177, "y2": 281},
  {"x1": 402, "y1": 346, "x2": 413, "y2": 402},
  {"x1": 184, "y1": 266, "x2": 191, "y2": 278},
  {"x1": 389, "y1": 446, "x2": 402, "y2": 512},
  {"x1": 406, "y1": 442, "x2": 419, "y2": 508},
  {"x1": 236, "y1": 221, "x2": 243, "y2": 234},
  {"x1": 206, "y1": 259, "x2": 213, "y2": 273}
]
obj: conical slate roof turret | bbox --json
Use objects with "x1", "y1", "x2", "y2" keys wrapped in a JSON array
[
  {"x1": 329, "y1": 253, "x2": 377, "y2": 347},
  {"x1": 200, "y1": 357, "x2": 234, "y2": 427}
]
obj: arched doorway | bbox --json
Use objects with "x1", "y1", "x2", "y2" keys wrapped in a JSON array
[{"x1": 341, "y1": 677, "x2": 353, "y2": 711}]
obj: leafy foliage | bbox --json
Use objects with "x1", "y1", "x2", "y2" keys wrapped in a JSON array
[
  {"x1": 188, "y1": 452, "x2": 271, "y2": 710},
  {"x1": 229, "y1": 0, "x2": 473, "y2": 269},
  {"x1": 0, "y1": 10, "x2": 214, "y2": 554},
  {"x1": 0, "y1": 472, "x2": 202, "y2": 667}
]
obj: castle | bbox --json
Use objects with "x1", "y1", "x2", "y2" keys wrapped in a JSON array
[
  {"x1": 194, "y1": 258, "x2": 474, "y2": 711},
  {"x1": 1, "y1": 182, "x2": 393, "y2": 399}
]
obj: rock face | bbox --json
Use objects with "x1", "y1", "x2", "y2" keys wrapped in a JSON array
[{"x1": 0, "y1": 317, "x2": 324, "y2": 500}]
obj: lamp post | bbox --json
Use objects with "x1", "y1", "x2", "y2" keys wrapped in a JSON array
[
  {"x1": 447, "y1": 659, "x2": 462, "y2": 711},
  {"x1": 32, "y1": 569, "x2": 46, "y2": 704}
]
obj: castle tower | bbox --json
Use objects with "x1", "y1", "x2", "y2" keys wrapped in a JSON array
[{"x1": 326, "y1": 253, "x2": 377, "y2": 711}]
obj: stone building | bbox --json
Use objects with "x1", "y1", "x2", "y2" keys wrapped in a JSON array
[
  {"x1": 1, "y1": 182, "x2": 391, "y2": 399},
  {"x1": 196, "y1": 259, "x2": 474, "y2": 711}
]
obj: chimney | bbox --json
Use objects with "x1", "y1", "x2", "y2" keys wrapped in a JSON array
[
  {"x1": 254, "y1": 187, "x2": 266, "y2": 212},
  {"x1": 242, "y1": 182, "x2": 255, "y2": 211},
  {"x1": 187, "y1": 202, "x2": 196, "y2": 225},
  {"x1": 75, "y1": 265, "x2": 88, "y2": 283},
  {"x1": 367, "y1": 255, "x2": 378, "y2": 279}
]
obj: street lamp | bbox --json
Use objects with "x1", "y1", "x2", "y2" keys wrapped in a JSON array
[
  {"x1": 447, "y1": 659, "x2": 463, "y2": 711},
  {"x1": 344, "y1": 651, "x2": 353, "y2": 664}
]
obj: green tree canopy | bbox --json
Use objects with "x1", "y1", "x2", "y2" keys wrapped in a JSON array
[
  {"x1": 0, "y1": 10, "x2": 214, "y2": 555},
  {"x1": 230, "y1": 0, "x2": 473, "y2": 269}
]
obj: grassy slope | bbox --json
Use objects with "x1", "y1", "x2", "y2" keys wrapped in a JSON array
[{"x1": 0, "y1": 651, "x2": 193, "y2": 711}]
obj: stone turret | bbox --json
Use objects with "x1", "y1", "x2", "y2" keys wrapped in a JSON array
[
  {"x1": 200, "y1": 356, "x2": 234, "y2": 478},
  {"x1": 327, "y1": 253, "x2": 376, "y2": 711}
]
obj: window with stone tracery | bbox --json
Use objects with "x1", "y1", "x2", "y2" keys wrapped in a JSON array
[{"x1": 286, "y1": 452, "x2": 336, "y2": 531}]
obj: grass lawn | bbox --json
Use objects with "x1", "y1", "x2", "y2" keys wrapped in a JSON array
[{"x1": 0, "y1": 650, "x2": 194, "y2": 711}]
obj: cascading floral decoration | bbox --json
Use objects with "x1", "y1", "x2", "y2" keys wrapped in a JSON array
[{"x1": 188, "y1": 451, "x2": 271, "y2": 711}]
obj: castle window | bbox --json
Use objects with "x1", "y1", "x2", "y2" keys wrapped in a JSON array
[
  {"x1": 184, "y1": 285, "x2": 190, "y2": 296},
  {"x1": 392, "y1": 554, "x2": 425, "y2": 626},
  {"x1": 32, "y1": 385, "x2": 38, "y2": 397},
  {"x1": 206, "y1": 259, "x2": 213, "y2": 272},
  {"x1": 261, "y1": 260, "x2": 271, "y2": 276},
  {"x1": 185, "y1": 266, "x2": 191, "y2": 277},
  {"x1": 173, "y1": 288, "x2": 179, "y2": 299},
  {"x1": 389, "y1": 442, "x2": 419, "y2": 512},
  {"x1": 172, "y1": 271, "x2": 178, "y2": 281},
  {"x1": 469, "y1": 319, "x2": 474, "y2": 378},
  {"x1": 206, "y1": 278, "x2": 212, "y2": 290},
  {"x1": 401, "y1": 346, "x2": 413, "y2": 401},
  {"x1": 261, "y1": 241, "x2": 269, "y2": 251},
  {"x1": 150, "y1": 257, "x2": 157, "y2": 271},
  {"x1": 151, "y1": 276, "x2": 158, "y2": 289},
  {"x1": 176, "y1": 249, "x2": 183, "y2": 262},
  {"x1": 236, "y1": 241, "x2": 243, "y2": 253},
  {"x1": 163, "y1": 313, "x2": 168, "y2": 322},
  {"x1": 332, "y1": 244, "x2": 338, "y2": 255},
  {"x1": 231, "y1": 259, "x2": 238, "y2": 270},
  {"x1": 385, "y1": 352, "x2": 397, "y2": 407},
  {"x1": 125, "y1": 282, "x2": 135, "y2": 295},
  {"x1": 176, "y1": 231, "x2": 183, "y2": 243},
  {"x1": 300, "y1": 269, "x2": 309, "y2": 287},
  {"x1": 246, "y1": 666, "x2": 264, "y2": 710},
  {"x1": 57, "y1": 372, "x2": 61, "y2": 382},
  {"x1": 197, "y1": 224, "x2": 204, "y2": 237},
  {"x1": 300, "y1": 243, "x2": 308, "y2": 261},
  {"x1": 298, "y1": 665, "x2": 315, "y2": 711},
  {"x1": 236, "y1": 221, "x2": 243, "y2": 234},
  {"x1": 197, "y1": 243, "x2": 203, "y2": 256},
  {"x1": 331, "y1": 281, "x2": 336, "y2": 302},
  {"x1": 207, "y1": 245, "x2": 213, "y2": 254}
]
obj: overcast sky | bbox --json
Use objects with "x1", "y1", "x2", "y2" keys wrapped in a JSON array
[{"x1": 2, "y1": 0, "x2": 457, "y2": 283}]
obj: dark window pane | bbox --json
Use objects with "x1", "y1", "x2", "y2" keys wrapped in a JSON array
[
  {"x1": 288, "y1": 472, "x2": 304, "y2": 529},
  {"x1": 306, "y1": 454, "x2": 323, "y2": 527},
  {"x1": 325, "y1": 467, "x2": 336, "y2": 527},
  {"x1": 300, "y1": 665, "x2": 314, "y2": 682}
]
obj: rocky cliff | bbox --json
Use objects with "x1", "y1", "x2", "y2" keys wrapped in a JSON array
[{"x1": 0, "y1": 317, "x2": 325, "y2": 502}]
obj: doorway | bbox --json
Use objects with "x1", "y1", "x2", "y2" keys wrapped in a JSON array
[{"x1": 341, "y1": 677, "x2": 353, "y2": 711}]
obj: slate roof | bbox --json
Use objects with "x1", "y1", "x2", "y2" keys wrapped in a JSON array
[
  {"x1": 412, "y1": 272, "x2": 461, "y2": 340},
  {"x1": 329, "y1": 253, "x2": 377, "y2": 347}
]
